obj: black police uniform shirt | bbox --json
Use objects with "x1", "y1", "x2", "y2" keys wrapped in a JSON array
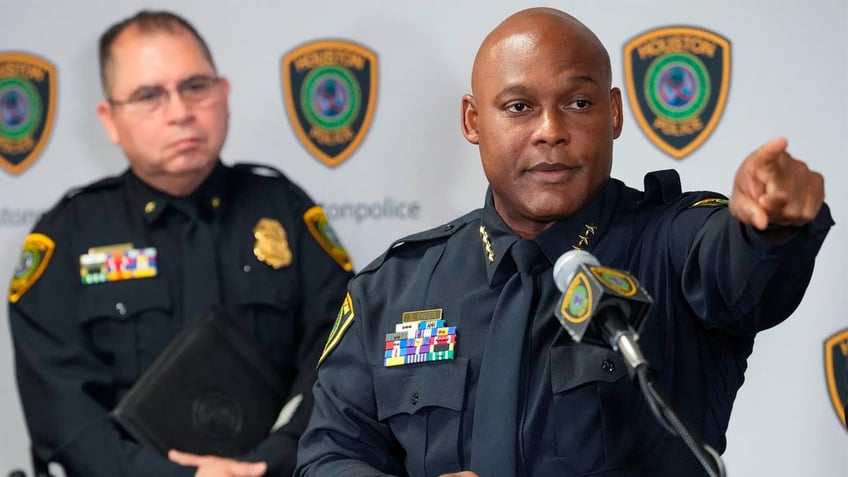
[
  {"x1": 295, "y1": 170, "x2": 833, "y2": 477},
  {"x1": 8, "y1": 161, "x2": 353, "y2": 477}
]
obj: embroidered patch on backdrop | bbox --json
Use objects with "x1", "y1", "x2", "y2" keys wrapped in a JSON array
[
  {"x1": 281, "y1": 40, "x2": 378, "y2": 168},
  {"x1": 623, "y1": 26, "x2": 731, "y2": 160}
]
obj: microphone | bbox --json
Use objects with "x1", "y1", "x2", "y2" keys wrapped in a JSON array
[
  {"x1": 552, "y1": 250, "x2": 653, "y2": 373},
  {"x1": 553, "y1": 252, "x2": 729, "y2": 477}
]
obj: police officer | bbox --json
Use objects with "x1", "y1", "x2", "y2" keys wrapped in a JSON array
[
  {"x1": 295, "y1": 7, "x2": 832, "y2": 477},
  {"x1": 8, "y1": 10, "x2": 353, "y2": 477}
]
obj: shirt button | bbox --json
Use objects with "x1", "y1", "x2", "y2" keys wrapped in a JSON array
[
  {"x1": 410, "y1": 392, "x2": 419, "y2": 405},
  {"x1": 243, "y1": 265, "x2": 252, "y2": 273},
  {"x1": 601, "y1": 359, "x2": 615, "y2": 373},
  {"x1": 115, "y1": 303, "x2": 127, "y2": 316}
]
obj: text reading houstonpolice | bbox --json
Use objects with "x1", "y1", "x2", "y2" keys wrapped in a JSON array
[{"x1": 321, "y1": 197, "x2": 421, "y2": 224}]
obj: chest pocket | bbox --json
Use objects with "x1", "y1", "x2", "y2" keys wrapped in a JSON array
[
  {"x1": 550, "y1": 344, "x2": 641, "y2": 474},
  {"x1": 77, "y1": 278, "x2": 174, "y2": 389},
  {"x1": 229, "y1": 265, "x2": 300, "y2": 371},
  {"x1": 373, "y1": 358, "x2": 468, "y2": 477}
]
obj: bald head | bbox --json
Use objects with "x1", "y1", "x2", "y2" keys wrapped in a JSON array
[
  {"x1": 471, "y1": 8, "x2": 611, "y2": 95},
  {"x1": 460, "y1": 7, "x2": 623, "y2": 238}
]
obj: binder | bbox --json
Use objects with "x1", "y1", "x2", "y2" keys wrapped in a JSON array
[{"x1": 111, "y1": 305, "x2": 288, "y2": 457}]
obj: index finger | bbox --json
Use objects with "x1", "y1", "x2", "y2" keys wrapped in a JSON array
[
  {"x1": 750, "y1": 137, "x2": 788, "y2": 163},
  {"x1": 230, "y1": 461, "x2": 267, "y2": 477},
  {"x1": 746, "y1": 137, "x2": 789, "y2": 180},
  {"x1": 168, "y1": 449, "x2": 204, "y2": 466}
]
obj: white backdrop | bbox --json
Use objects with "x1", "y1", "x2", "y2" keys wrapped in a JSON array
[{"x1": 1, "y1": 1, "x2": 846, "y2": 475}]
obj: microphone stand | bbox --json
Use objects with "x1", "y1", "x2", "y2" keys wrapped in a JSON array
[{"x1": 604, "y1": 317, "x2": 728, "y2": 477}]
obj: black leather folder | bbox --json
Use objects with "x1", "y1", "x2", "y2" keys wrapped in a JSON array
[{"x1": 111, "y1": 305, "x2": 287, "y2": 457}]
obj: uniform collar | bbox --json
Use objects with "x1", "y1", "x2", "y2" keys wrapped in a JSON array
[
  {"x1": 125, "y1": 160, "x2": 230, "y2": 224},
  {"x1": 479, "y1": 180, "x2": 617, "y2": 287}
]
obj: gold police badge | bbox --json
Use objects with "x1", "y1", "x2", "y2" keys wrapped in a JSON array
[{"x1": 253, "y1": 218, "x2": 292, "y2": 269}]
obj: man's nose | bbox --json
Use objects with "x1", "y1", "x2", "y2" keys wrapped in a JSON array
[
  {"x1": 162, "y1": 90, "x2": 193, "y2": 122},
  {"x1": 534, "y1": 109, "x2": 569, "y2": 146}
]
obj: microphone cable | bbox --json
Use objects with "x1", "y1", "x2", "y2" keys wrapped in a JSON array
[{"x1": 634, "y1": 363, "x2": 728, "y2": 477}]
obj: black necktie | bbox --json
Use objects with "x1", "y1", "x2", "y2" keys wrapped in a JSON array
[
  {"x1": 471, "y1": 238, "x2": 546, "y2": 476},
  {"x1": 174, "y1": 200, "x2": 221, "y2": 321}
]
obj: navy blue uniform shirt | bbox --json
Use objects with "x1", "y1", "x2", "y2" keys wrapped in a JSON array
[
  {"x1": 9, "y1": 161, "x2": 353, "y2": 477},
  {"x1": 296, "y1": 171, "x2": 832, "y2": 477}
]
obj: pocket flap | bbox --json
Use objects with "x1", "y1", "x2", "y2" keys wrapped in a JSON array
[
  {"x1": 551, "y1": 344, "x2": 627, "y2": 394},
  {"x1": 77, "y1": 278, "x2": 171, "y2": 322},
  {"x1": 232, "y1": 269, "x2": 295, "y2": 309},
  {"x1": 373, "y1": 358, "x2": 468, "y2": 420}
]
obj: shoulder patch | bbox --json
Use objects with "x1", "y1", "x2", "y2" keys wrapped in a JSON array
[
  {"x1": 303, "y1": 206, "x2": 352, "y2": 272},
  {"x1": 319, "y1": 292, "x2": 355, "y2": 365},
  {"x1": 9, "y1": 233, "x2": 55, "y2": 303},
  {"x1": 690, "y1": 197, "x2": 728, "y2": 208}
]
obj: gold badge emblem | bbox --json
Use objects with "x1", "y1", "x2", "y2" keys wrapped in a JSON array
[{"x1": 253, "y1": 218, "x2": 292, "y2": 269}]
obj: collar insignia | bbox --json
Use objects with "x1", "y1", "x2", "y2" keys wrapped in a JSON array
[
  {"x1": 573, "y1": 223, "x2": 598, "y2": 250},
  {"x1": 480, "y1": 226, "x2": 495, "y2": 264}
]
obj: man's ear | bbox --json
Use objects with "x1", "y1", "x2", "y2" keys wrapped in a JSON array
[
  {"x1": 96, "y1": 101, "x2": 120, "y2": 144},
  {"x1": 461, "y1": 94, "x2": 480, "y2": 145},
  {"x1": 219, "y1": 76, "x2": 231, "y2": 100},
  {"x1": 610, "y1": 87, "x2": 623, "y2": 139}
]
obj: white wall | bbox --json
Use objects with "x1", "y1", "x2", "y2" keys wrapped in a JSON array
[{"x1": 1, "y1": 1, "x2": 846, "y2": 475}]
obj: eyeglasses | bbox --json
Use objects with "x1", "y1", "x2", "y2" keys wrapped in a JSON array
[{"x1": 108, "y1": 75, "x2": 222, "y2": 115}]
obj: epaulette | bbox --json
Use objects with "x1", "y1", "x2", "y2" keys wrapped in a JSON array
[
  {"x1": 62, "y1": 175, "x2": 122, "y2": 200},
  {"x1": 359, "y1": 210, "x2": 478, "y2": 275},
  {"x1": 643, "y1": 169, "x2": 682, "y2": 205},
  {"x1": 233, "y1": 162, "x2": 285, "y2": 178}
]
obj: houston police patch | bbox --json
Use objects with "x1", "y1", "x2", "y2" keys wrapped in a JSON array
[
  {"x1": 0, "y1": 53, "x2": 57, "y2": 175},
  {"x1": 319, "y1": 292, "x2": 355, "y2": 365},
  {"x1": 824, "y1": 328, "x2": 848, "y2": 430},
  {"x1": 281, "y1": 40, "x2": 378, "y2": 168},
  {"x1": 623, "y1": 27, "x2": 730, "y2": 160},
  {"x1": 9, "y1": 233, "x2": 55, "y2": 303},
  {"x1": 303, "y1": 205, "x2": 353, "y2": 272}
]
